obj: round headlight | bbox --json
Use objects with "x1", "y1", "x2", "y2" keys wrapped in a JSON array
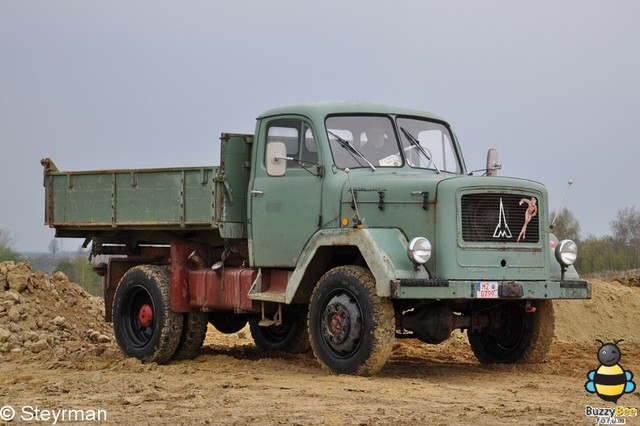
[
  {"x1": 555, "y1": 239, "x2": 578, "y2": 266},
  {"x1": 408, "y1": 237, "x2": 432, "y2": 265}
]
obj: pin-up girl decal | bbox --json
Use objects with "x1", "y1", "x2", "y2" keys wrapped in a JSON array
[{"x1": 517, "y1": 197, "x2": 537, "y2": 242}]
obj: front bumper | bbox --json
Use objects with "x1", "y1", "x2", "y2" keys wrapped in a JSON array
[{"x1": 391, "y1": 279, "x2": 591, "y2": 300}]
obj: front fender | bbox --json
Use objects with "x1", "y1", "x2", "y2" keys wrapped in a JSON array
[{"x1": 285, "y1": 228, "x2": 429, "y2": 302}]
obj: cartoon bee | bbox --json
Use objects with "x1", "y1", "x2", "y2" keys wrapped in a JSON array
[{"x1": 585, "y1": 339, "x2": 636, "y2": 403}]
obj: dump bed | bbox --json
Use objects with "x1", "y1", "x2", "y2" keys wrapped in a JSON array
[
  {"x1": 42, "y1": 133, "x2": 252, "y2": 244},
  {"x1": 43, "y1": 162, "x2": 218, "y2": 228}
]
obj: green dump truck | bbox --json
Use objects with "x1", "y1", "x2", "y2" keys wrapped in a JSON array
[{"x1": 42, "y1": 102, "x2": 590, "y2": 375}]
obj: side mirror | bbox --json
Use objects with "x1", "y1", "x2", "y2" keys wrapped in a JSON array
[
  {"x1": 486, "y1": 148, "x2": 501, "y2": 176},
  {"x1": 266, "y1": 142, "x2": 290, "y2": 177}
]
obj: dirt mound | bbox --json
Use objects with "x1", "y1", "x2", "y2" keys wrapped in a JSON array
[
  {"x1": 0, "y1": 261, "x2": 118, "y2": 360},
  {"x1": 611, "y1": 269, "x2": 640, "y2": 287},
  {"x1": 553, "y1": 279, "x2": 640, "y2": 343}
]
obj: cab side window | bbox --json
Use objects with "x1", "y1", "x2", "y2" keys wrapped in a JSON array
[{"x1": 266, "y1": 120, "x2": 318, "y2": 168}]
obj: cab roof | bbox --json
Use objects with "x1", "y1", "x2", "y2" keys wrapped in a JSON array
[{"x1": 258, "y1": 101, "x2": 448, "y2": 124}]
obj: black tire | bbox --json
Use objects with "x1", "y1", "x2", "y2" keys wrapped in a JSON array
[
  {"x1": 173, "y1": 312, "x2": 208, "y2": 360},
  {"x1": 308, "y1": 266, "x2": 395, "y2": 376},
  {"x1": 249, "y1": 314, "x2": 310, "y2": 354},
  {"x1": 113, "y1": 265, "x2": 183, "y2": 364},
  {"x1": 468, "y1": 300, "x2": 555, "y2": 364},
  {"x1": 209, "y1": 312, "x2": 248, "y2": 334}
]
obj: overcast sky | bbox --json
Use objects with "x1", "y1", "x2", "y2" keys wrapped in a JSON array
[{"x1": 1, "y1": 1, "x2": 639, "y2": 252}]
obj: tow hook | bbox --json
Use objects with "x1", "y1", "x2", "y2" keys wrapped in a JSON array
[{"x1": 525, "y1": 301, "x2": 537, "y2": 313}]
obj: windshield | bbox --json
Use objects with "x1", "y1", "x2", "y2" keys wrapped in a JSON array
[
  {"x1": 326, "y1": 115, "x2": 462, "y2": 173},
  {"x1": 396, "y1": 117, "x2": 461, "y2": 173},
  {"x1": 326, "y1": 116, "x2": 402, "y2": 169}
]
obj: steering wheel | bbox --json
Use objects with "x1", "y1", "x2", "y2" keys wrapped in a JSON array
[{"x1": 403, "y1": 145, "x2": 433, "y2": 169}]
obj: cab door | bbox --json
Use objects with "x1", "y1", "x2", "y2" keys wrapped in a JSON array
[{"x1": 249, "y1": 118, "x2": 323, "y2": 267}]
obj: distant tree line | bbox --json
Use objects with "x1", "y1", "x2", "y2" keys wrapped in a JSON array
[{"x1": 552, "y1": 206, "x2": 640, "y2": 274}]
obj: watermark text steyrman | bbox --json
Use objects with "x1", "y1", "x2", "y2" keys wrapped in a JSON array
[{"x1": 0, "y1": 404, "x2": 107, "y2": 424}]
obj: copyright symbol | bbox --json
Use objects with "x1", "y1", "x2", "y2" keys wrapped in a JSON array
[{"x1": 0, "y1": 405, "x2": 15, "y2": 421}]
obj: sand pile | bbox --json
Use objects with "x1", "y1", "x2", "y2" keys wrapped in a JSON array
[
  {"x1": 554, "y1": 279, "x2": 640, "y2": 343},
  {"x1": 611, "y1": 269, "x2": 640, "y2": 287},
  {"x1": 0, "y1": 261, "x2": 117, "y2": 359}
]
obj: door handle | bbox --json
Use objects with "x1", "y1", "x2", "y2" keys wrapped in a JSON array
[{"x1": 250, "y1": 190, "x2": 264, "y2": 196}]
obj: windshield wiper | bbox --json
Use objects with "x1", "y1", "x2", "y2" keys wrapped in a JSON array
[
  {"x1": 400, "y1": 127, "x2": 441, "y2": 174},
  {"x1": 327, "y1": 130, "x2": 376, "y2": 171}
]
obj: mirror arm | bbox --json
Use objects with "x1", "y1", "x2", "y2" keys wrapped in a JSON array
[{"x1": 485, "y1": 148, "x2": 501, "y2": 176}]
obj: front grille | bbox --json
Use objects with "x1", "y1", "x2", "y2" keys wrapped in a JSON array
[{"x1": 461, "y1": 193, "x2": 540, "y2": 243}]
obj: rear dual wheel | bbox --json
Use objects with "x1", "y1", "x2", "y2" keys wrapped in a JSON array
[
  {"x1": 113, "y1": 265, "x2": 208, "y2": 363},
  {"x1": 173, "y1": 312, "x2": 208, "y2": 360},
  {"x1": 113, "y1": 265, "x2": 183, "y2": 364}
]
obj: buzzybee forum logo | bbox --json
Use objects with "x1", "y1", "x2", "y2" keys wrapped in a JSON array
[{"x1": 585, "y1": 339, "x2": 636, "y2": 403}]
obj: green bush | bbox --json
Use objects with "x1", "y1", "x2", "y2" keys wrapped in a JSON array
[
  {"x1": 0, "y1": 247, "x2": 22, "y2": 262},
  {"x1": 0, "y1": 228, "x2": 22, "y2": 262}
]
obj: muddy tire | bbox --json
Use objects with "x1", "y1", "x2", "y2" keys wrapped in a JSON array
[
  {"x1": 209, "y1": 312, "x2": 248, "y2": 334},
  {"x1": 468, "y1": 300, "x2": 554, "y2": 364},
  {"x1": 113, "y1": 265, "x2": 183, "y2": 364},
  {"x1": 249, "y1": 314, "x2": 310, "y2": 354},
  {"x1": 308, "y1": 266, "x2": 395, "y2": 376},
  {"x1": 173, "y1": 312, "x2": 208, "y2": 360}
]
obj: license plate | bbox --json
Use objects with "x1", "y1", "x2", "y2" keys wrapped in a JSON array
[{"x1": 475, "y1": 281, "x2": 499, "y2": 299}]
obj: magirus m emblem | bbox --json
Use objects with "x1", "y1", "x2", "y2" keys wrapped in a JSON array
[{"x1": 493, "y1": 198, "x2": 512, "y2": 238}]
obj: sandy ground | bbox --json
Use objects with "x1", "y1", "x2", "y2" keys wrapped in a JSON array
[{"x1": 1, "y1": 277, "x2": 639, "y2": 425}]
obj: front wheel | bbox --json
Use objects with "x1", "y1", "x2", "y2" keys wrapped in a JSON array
[
  {"x1": 468, "y1": 300, "x2": 554, "y2": 364},
  {"x1": 308, "y1": 266, "x2": 395, "y2": 376},
  {"x1": 113, "y1": 265, "x2": 183, "y2": 364}
]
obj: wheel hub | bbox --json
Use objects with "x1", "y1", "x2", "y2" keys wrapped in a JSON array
[
  {"x1": 321, "y1": 293, "x2": 362, "y2": 354},
  {"x1": 138, "y1": 304, "x2": 154, "y2": 328},
  {"x1": 327, "y1": 303, "x2": 351, "y2": 344}
]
